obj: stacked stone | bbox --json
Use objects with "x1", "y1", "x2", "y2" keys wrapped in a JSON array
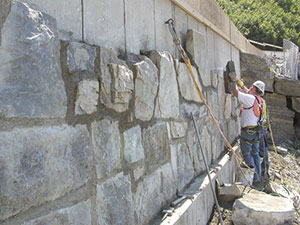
[
  {"x1": 240, "y1": 53, "x2": 300, "y2": 142},
  {"x1": 0, "y1": 2, "x2": 239, "y2": 225}
]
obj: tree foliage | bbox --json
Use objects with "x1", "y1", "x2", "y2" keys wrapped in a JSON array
[{"x1": 216, "y1": 0, "x2": 300, "y2": 50}]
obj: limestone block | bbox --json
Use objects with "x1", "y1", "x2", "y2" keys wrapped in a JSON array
[
  {"x1": 224, "y1": 94, "x2": 232, "y2": 119},
  {"x1": 75, "y1": 80, "x2": 99, "y2": 115},
  {"x1": 0, "y1": 2, "x2": 67, "y2": 118},
  {"x1": 84, "y1": 0, "x2": 125, "y2": 54},
  {"x1": 22, "y1": 0, "x2": 82, "y2": 40},
  {"x1": 231, "y1": 97, "x2": 240, "y2": 117},
  {"x1": 124, "y1": 0, "x2": 155, "y2": 54},
  {"x1": 174, "y1": 143, "x2": 194, "y2": 191},
  {"x1": 133, "y1": 167, "x2": 144, "y2": 181},
  {"x1": 123, "y1": 126, "x2": 144, "y2": 163},
  {"x1": 134, "y1": 56, "x2": 158, "y2": 121},
  {"x1": 98, "y1": 47, "x2": 129, "y2": 113},
  {"x1": 169, "y1": 121, "x2": 188, "y2": 139},
  {"x1": 145, "y1": 51, "x2": 180, "y2": 119},
  {"x1": 218, "y1": 183, "x2": 243, "y2": 203},
  {"x1": 143, "y1": 122, "x2": 170, "y2": 172},
  {"x1": 21, "y1": 200, "x2": 91, "y2": 225},
  {"x1": 232, "y1": 192, "x2": 296, "y2": 225},
  {"x1": 291, "y1": 97, "x2": 300, "y2": 113},
  {"x1": 240, "y1": 53, "x2": 274, "y2": 92},
  {"x1": 97, "y1": 173, "x2": 134, "y2": 225},
  {"x1": 109, "y1": 63, "x2": 134, "y2": 104},
  {"x1": 91, "y1": 118, "x2": 121, "y2": 179},
  {"x1": 176, "y1": 62, "x2": 202, "y2": 102},
  {"x1": 206, "y1": 89, "x2": 219, "y2": 119},
  {"x1": 67, "y1": 42, "x2": 96, "y2": 73},
  {"x1": 134, "y1": 168, "x2": 163, "y2": 225},
  {"x1": 0, "y1": 125, "x2": 91, "y2": 220},
  {"x1": 274, "y1": 77, "x2": 300, "y2": 97},
  {"x1": 186, "y1": 29, "x2": 210, "y2": 87}
]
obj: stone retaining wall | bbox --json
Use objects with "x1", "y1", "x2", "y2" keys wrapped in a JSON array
[{"x1": 0, "y1": 1, "x2": 242, "y2": 225}]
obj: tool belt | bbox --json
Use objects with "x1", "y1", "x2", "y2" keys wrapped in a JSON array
[{"x1": 241, "y1": 125, "x2": 261, "y2": 133}]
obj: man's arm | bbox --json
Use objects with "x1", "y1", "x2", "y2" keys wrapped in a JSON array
[{"x1": 231, "y1": 82, "x2": 239, "y2": 97}]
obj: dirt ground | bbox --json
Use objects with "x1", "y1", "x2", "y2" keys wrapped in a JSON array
[{"x1": 209, "y1": 138, "x2": 300, "y2": 225}]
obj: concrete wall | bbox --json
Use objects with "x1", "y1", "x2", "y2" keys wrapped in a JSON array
[{"x1": 0, "y1": 1, "x2": 248, "y2": 225}]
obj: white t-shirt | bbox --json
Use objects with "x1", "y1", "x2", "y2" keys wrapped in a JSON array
[{"x1": 238, "y1": 91, "x2": 259, "y2": 128}]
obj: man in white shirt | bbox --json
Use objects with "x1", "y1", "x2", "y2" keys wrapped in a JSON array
[{"x1": 231, "y1": 80, "x2": 265, "y2": 183}]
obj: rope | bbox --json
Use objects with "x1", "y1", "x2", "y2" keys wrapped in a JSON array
[{"x1": 165, "y1": 18, "x2": 254, "y2": 186}]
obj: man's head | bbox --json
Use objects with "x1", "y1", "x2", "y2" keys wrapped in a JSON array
[{"x1": 249, "y1": 80, "x2": 265, "y2": 96}]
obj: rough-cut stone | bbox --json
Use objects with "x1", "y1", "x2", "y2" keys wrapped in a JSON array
[
  {"x1": 172, "y1": 143, "x2": 194, "y2": 191},
  {"x1": 134, "y1": 168, "x2": 163, "y2": 225},
  {"x1": 22, "y1": 200, "x2": 91, "y2": 225},
  {"x1": 99, "y1": 47, "x2": 128, "y2": 113},
  {"x1": 283, "y1": 39, "x2": 299, "y2": 80},
  {"x1": 109, "y1": 63, "x2": 134, "y2": 104},
  {"x1": 224, "y1": 94, "x2": 232, "y2": 119},
  {"x1": 176, "y1": 62, "x2": 202, "y2": 102},
  {"x1": 186, "y1": 29, "x2": 210, "y2": 87},
  {"x1": 143, "y1": 122, "x2": 170, "y2": 172},
  {"x1": 133, "y1": 166, "x2": 144, "y2": 181},
  {"x1": 134, "y1": 56, "x2": 158, "y2": 121},
  {"x1": 75, "y1": 80, "x2": 99, "y2": 115},
  {"x1": 232, "y1": 191, "x2": 296, "y2": 225},
  {"x1": 264, "y1": 93, "x2": 295, "y2": 142},
  {"x1": 227, "y1": 118, "x2": 239, "y2": 144},
  {"x1": 91, "y1": 118, "x2": 121, "y2": 179},
  {"x1": 145, "y1": 51, "x2": 180, "y2": 119},
  {"x1": 97, "y1": 173, "x2": 134, "y2": 225},
  {"x1": 0, "y1": 2, "x2": 67, "y2": 118},
  {"x1": 169, "y1": 121, "x2": 188, "y2": 139},
  {"x1": 274, "y1": 77, "x2": 300, "y2": 97},
  {"x1": 0, "y1": 125, "x2": 91, "y2": 220},
  {"x1": 240, "y1": 53, "x2": 274, "y2": 92},
  {"x1": 218, "y1": 183, "x2": 243, "y2": 203},
  {"x1": 123, "y1": 125, "x2": 144, "y2": 163},
  {"x1": 67, "y1": 42, "x2": 96, "y2": 73},
  {"x1": 291, "y1": 97, "x2": 300, "y2": 113},
  {"x1": 160, "y1": 163, "x2": 176, "y2": 203}
]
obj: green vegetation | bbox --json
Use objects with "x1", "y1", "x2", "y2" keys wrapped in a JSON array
[{"x1": 216, "y1": 0, "x2": 300, "y2": 49}]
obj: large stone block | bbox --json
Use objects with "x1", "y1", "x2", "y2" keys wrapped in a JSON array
[
  {"x1": 186, "y1": 29, "x2": 210, "y2": 87},
  {"x1": 265, "y1": 93, "x2": 295, "y2": 142},
  {"x1": 180, "y1": 103, "x2": 208, "y2": 120},
  {"x1": 96, "y1": 173, "x2": 134, "y2": 225},
  {"x1": 232, "y1": 191, "x2": 296, "y2": 225},
  {"x1": 0, "y1": 125, "x2": 91, "y2": 220},
  {"x1": 109, "y1": 63, "x2": 134, "y2": 104},
  {"x1": 0, "y1": 2, "x2": 67, "y2": 118},
  {"x1": 240, "y1": 53, "x2": 274, "y2": 92},
  {"x1": 291, "y1": 97, "x2": 300, "y2": 113},
  {"x1": 160, "y1": 163, "x2": 176, "y2": 203},
  {"x1": 176, "y1": 61, "x2": 202, "y2": 102},
  {"x1": 91, "y1": 118, "x2": 121, "y2": 179},
  {"x1": 22, "y1": 0, "x2": 82, "y2": 40},
  {"x1": 67, "y1": 42, "x2": 96, "y2": 73},
  {"x1": 123, "y1": 125, "x2": 144, "y2": 163},
  {"x1": 21, "y1": 200, "x2": 91, "y2": 225},
  {"x1": 274, "y1": 77, "x2": 300, "y2": 97},
  {"x1": 124, "y1": 0, "x2": 155, "y2": 54},
  {"x1": 134, "y1": 56, "x2": 158, "y2": 121},
  {"x1": 224, "y1": 94, "x2": 232, "y2": 119},
  {"x1": 75, "y1": 80, "x2": 99, "y2": 115},
  {"x1": 98, "y1": 47, "x2": 129, "y2": 113},
  {"x1": 168, "y1": 121, "x2": 188, "y2": 139},
  {"x1": 143, "y1": 122, "x2": 170, "y2": 172},
  {"x1": 84, "y1": 0, "x2": 125, "y2": 54},
  {"x1": 145, "y1": 51, "x2": 180, "y2": 119}
]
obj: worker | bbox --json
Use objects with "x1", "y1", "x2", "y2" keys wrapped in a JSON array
[{"x1": 231, "y1": 79, "x2": 265, "y2": 183}]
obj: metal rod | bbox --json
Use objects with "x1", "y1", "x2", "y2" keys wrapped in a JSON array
[{"x1": 191, "y1": 114, "x2": 224, "y2": 225}]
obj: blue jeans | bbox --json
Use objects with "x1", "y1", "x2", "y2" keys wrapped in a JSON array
[
  {"x1": 259, "y1": 128, "x2": 269, "y2": 172},
  {"x1": 240, "y1": 129, "x2": 261, "y2": 182}
]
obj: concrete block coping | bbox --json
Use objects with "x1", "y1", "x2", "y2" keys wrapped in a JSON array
[{"x1": 157, "y1": 145, "x2": 238, "y2": 225}]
